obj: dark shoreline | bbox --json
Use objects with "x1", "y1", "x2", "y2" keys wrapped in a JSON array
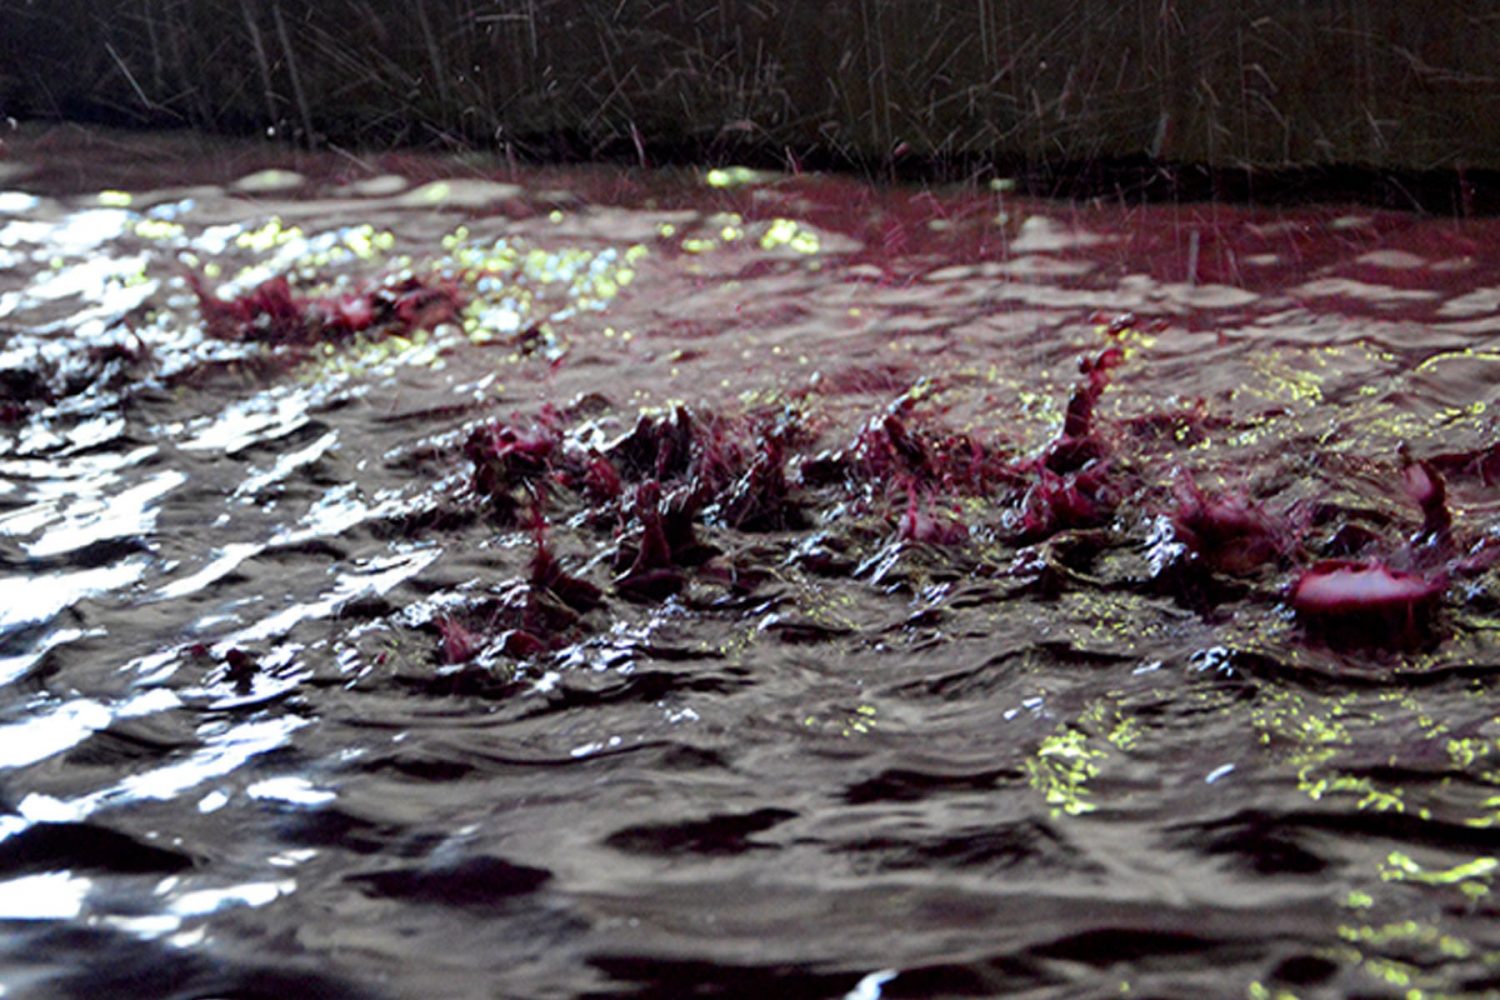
[
  {"x1": 5, "y1": 120, "x2": 1499, "y2": 217},
  {"x1": 3, "y1": 0, "x2": 1499, "y2": 212}
]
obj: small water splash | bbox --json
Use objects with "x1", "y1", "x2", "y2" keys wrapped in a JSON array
[
  {"x1": 0, "y1": 872, "x2": 92, "y2": 920},
  {"x1": 844, "y1": 969, "x2": 898, "y2": 1000},
  {"x1": 245, "y1": 777, "x2": 336, "y2": 806},
  {"x1": 0, "y1": 559, "x2": 148, "y2": 635},
  {"x1": 22, "y1": 469, "x2": 184, "y2": 560},
  {"x1": 14, "y1": 714, "x2": 308, "y2": 826}
]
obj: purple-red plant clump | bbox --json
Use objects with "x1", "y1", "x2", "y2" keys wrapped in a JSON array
[
  {"x1": 1002, "y1": 346, "x2": 1127, "y2": 543},
  {"x1": 612, "y1": 480, "x2": 719, "y2": 601},
  {"x1": 712, "y1": 432, "x2": 805, "y2": 532},
  {"x1": 432, "y1": 510, "x2": 605, "y2": 666},
  {"x1": 605, "y1": 406, "x2": 697, "y2": 482},
  {"x1": 1289, "y1": 450, "x2": 1465, "y2": 646},
  {"x1": 436, "y1": 615, "x2": 483, "y2": 664},
  {"x1": 189, "y1": 273, "x2": 463, "y2": 346},
  {"x1": 444, "y1": 335, "x2": 1146, "y2": 665},
  {"x1": 898, "y1": 488, "x2": 969, "y2": 546},
  {"x1": 797, "y1": 406, "x2": 1013, "y2": 510},
  {"x1": 1043, "y1": 346, "x2": 1122, "y2": 475},
  {"x1": 433, "y1": 318, "x2": 1500, "y2": 664},
  {"x1": 464, "y1": 416, "x2": 563, "y2": 518},
  {"x1": 1169, "y1": 478, "x2": 1288, "y2": 576},
  {"x1": 1290, "y1": 560, "x2": 1447, "y2": 646},
  {"x1": 1009, "y1": 464, "x2": 1113, "y2": 542},
  {"x1": 1400, "y1": 448, "x2": 1453, "y2": 552},
  {"x1": 528, "y1": 510, "x2": 605, "y2": 616}
]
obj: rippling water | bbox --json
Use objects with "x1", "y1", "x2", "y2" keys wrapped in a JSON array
[{"x1": 3, "y1": 129, "x2": 1500, "y2": 999}]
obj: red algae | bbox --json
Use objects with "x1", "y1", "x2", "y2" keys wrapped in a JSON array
[
  {"x1": 1292, "y1": 561, "x2": 1446, "y2": 614},
  {"x1": 605, "y1": 406, "x2": 697, "y2": 482},
  {"x1": 527, "y1": 510, "x2": 604, "y2": 615},
  {"x1": 436, "y1": 315, "x2": 1485, "y2": 662},
  {"x1": 898, "y1": 488, "x2": 969, "y2": 546},
  {"x1": 1284, "y1": 450, "x2": 1470, "y2": 644},
  {"x1": 189, "y1": 272, "x2": 463, "y2": 346},
  {"x1": 997, "y1": 346, "x2": 1128, "y2": 544},
  {"x1": 437, "y1": 331, "x2": 1153, "y2": 661},
  {"x1": 427, "y1": 510, "x2": 606, "y2": 668},
  {"x1": 223, "y1": 647, "x2": 260, "y2": 690},
  {"x1": 435, "y1": 616, "x2": 482, "y2": 664},
  {"x1": 805, "y1": 404, "x2": 1012, "y2": 501},
  {"x1": 1168, "y1": 478, "x2": 1288, "y2": 576},
  {"x1": 1009, "y1": 464, "x2": 1112, "y2": 543},
  {"x1": 613, "y1": 480, "x2": 691, "y2": 601},
  {"x1": 464, "y1": 417, "x2": 563, "y2": 519},
  {"x1": 712, "y1": 433, "x2": 804, "y2": 532},
  {"x1": 529, "y1": 549, "x2": 599, "y2": 613},
  {"x1": 1290, "y1": 559, "x2": 1446, "y2": 645},
  {"x1": 1399, "y1": 446, "x2": 1453, "y2": 552}
]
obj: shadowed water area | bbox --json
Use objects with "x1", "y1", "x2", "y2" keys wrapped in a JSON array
[{"x1": 3, "y1": 129, "x2": 1500, "y2": 998}]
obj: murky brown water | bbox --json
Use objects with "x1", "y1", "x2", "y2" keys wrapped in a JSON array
[{"x1": 3, "y1": 127, "x2": 1500, "y2": 999}]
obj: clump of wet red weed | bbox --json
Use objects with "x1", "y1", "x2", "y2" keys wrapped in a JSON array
[
  {"x1": 1167, "y1": 476, "x2": 1290, "y2": 577},
  {"x1": 428, "y1": 506, "x2": 605, "y2": 666},
  {"x1": 189, "y1": 272, "x2": 464, "y2": 347},
  {"x1": 463, "y1": 411, "x2": 564, "y2": 520},
  {"x1": 1002, "y1": 345, "x2": 1127, "y2": 543},
  {"x1": 428, "y1": 319, "x2": 1496, "y2": 665},
  {"x1": 439, "y1": 338, "x2": 1144, "y2": 667},
  {"x1": 434, "y1": 615, "x2": 482, "y2": 665}
]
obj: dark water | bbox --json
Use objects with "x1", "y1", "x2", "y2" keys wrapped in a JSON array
[{"x1": 3, "y1": 128, "x2": 1500, "y2": 999}]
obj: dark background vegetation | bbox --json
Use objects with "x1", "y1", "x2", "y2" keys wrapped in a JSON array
[{"x1": 3, "y1": 1, "x2": 1500, "y2": 200}]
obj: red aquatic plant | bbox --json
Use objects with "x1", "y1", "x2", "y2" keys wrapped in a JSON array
[
  {"x1": 997, "y1": 345, "x2": 1127, "y2": 544},
  {"x1": 614, "y1": 480, "x2": 697, "y2": 600},
  {"x1": 223, "y1": 647, "x2": 260, "y2": 690},
  {"x1": 431, "y1": 510, "x2": 607, "y2": 666},
  {"x1": 1290, "y1": 560, "x2": 1446, "y2": 646},
  {"x1": 898, "y1": 486, "x2": 969, "y2": 545},
  {"x1": 1400, "y1": 447, "x2": 1453, "y2": 552},
  {"x1": 1042, "y1": 346, "x2": 1121, "y2": 474},
  {"x1": 584, "y1": 454, "x2": 625, "y2": 501},
  {"x1": 1290, "y1": 449, "x2": 1461, "y2": 645},
  {"x1": 189, "y1": 272, "x2": 463, "y2": 346},
  {"x1": 466, "y1": 419, "x2": 560, "y2": 491},
  {"x1": 713, "y1": 431, "x2": 804, "y2": 532},
  {"x1": 1009, "y1": 463, "x2": 1113, "y2": 542},
  {"x1": 605, "y1": 406, "x2": 697, "y2": 482},
  {"x1": 799, "y1": 399, "x2": 1008, "y2": 502},
  {"x1": 869, "y1": 411, "x2": 934, "y2": 481},
  {"x1": 384, "y1": 277, "x2": 464, "y2": 330},
  {"x1": 435, "y1": 616, "x2": 482, "y2": 664},
  {"x1": 1169, "y1": 477, "x2": 1288, "y2": 576},
  {"x1": 527, "y1": 508, "x2": 604, "y2": 615},
  {"x1": 191, "y1": 273, "x2": 313, "y2": 343}
]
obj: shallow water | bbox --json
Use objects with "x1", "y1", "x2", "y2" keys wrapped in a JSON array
[{"x1": 2, "y1": 128, "x2": 1500, "y2": 999}]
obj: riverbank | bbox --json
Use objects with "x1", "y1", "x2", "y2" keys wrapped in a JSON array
[{"x1": 4, "y1": 0, "x2": 1499, "y2": 201}]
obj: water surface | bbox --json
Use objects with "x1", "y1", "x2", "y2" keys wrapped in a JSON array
[{"x1": 2, "y1": 128, "x2": 1499, "y2": 998}]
